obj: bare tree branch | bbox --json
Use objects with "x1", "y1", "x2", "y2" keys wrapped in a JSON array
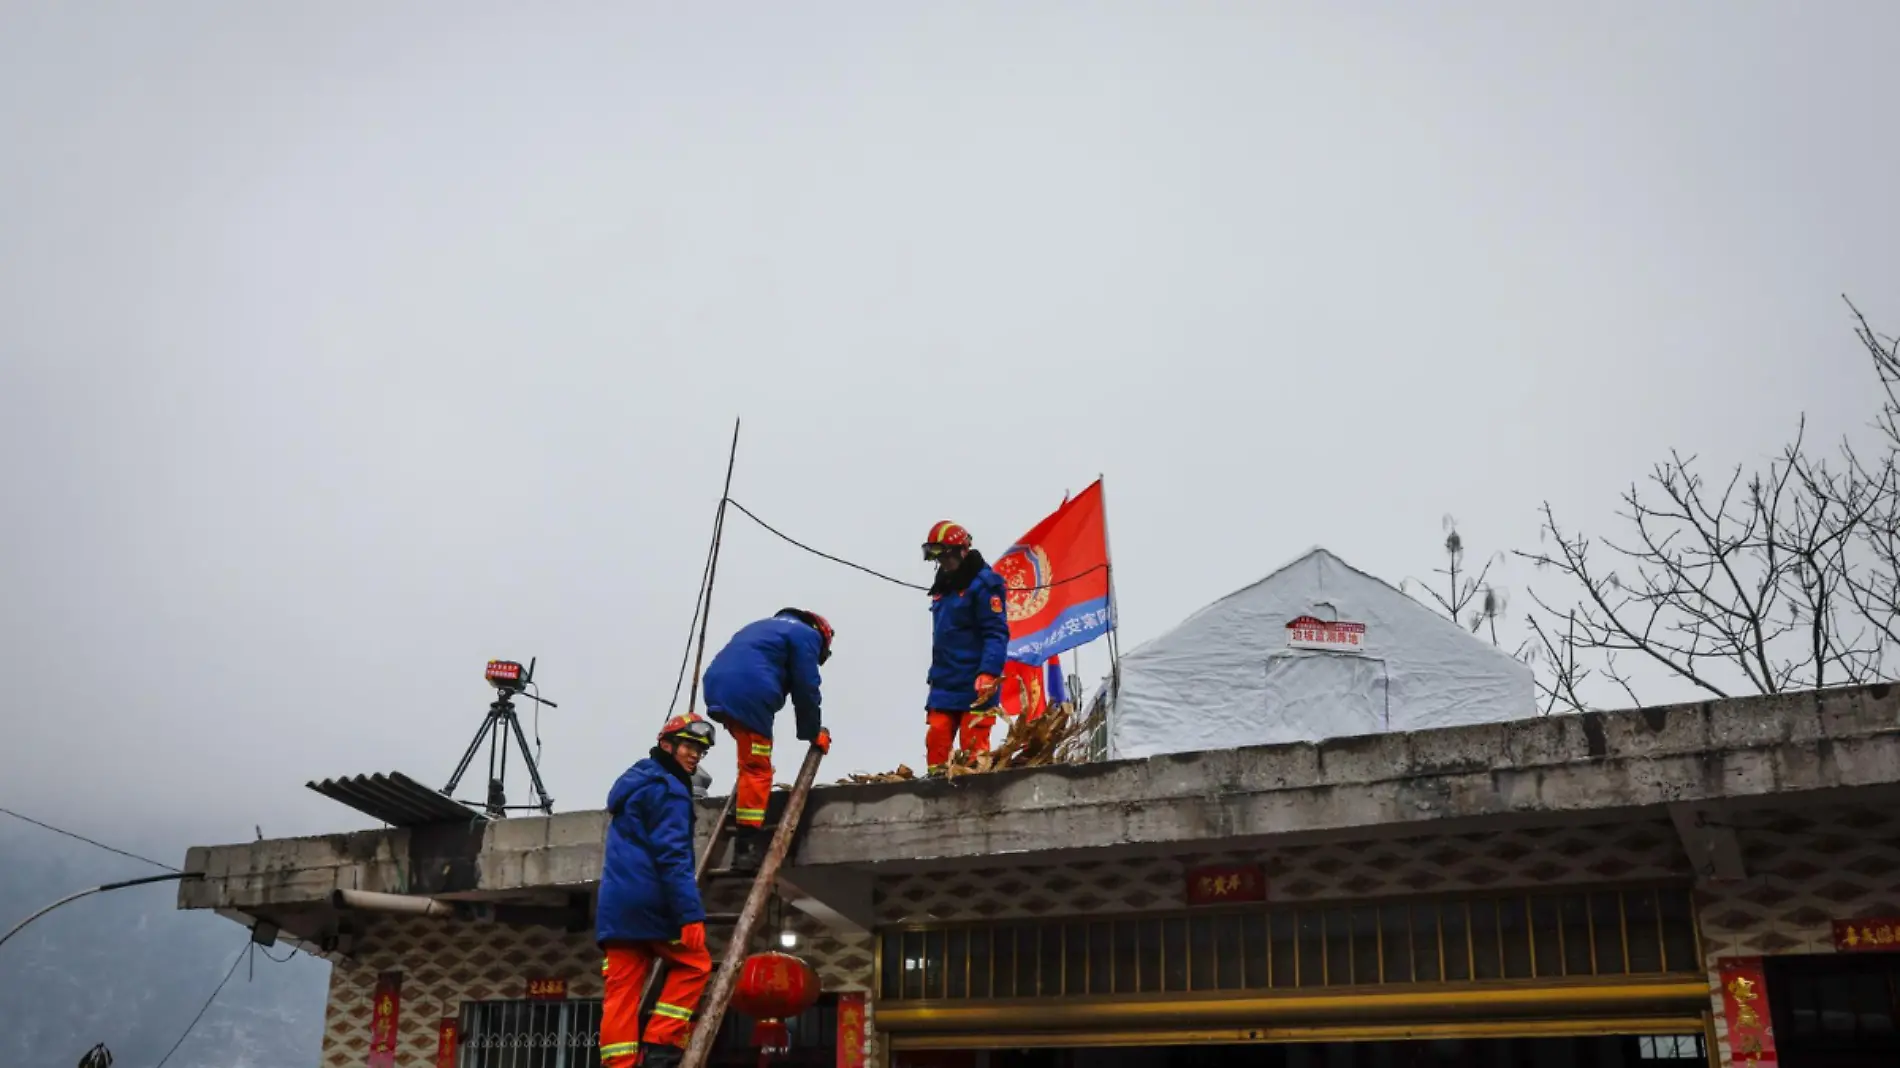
[{"x1": 1510, "y1": 299, "x2": 1897, "y2": 708}]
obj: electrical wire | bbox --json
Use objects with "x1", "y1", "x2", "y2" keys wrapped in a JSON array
[
  {"x1": 666, "y1": 498, "x2": 724, "y2": 718},
  {"x1": 722, "y1": 498, "x2": 1113, "y2": 594},
  {"x1": 152, "y1": 940, "x2": 251, "y2": 1068},
  {"x1": 722, "y1": 499, "x2": 927, "y2": 590},
  {"x1": 255, "y1": 941, "x2": 298, "y2": 964},
  {"x1": 0, "y1": 806, "x2": 177, "y2": 872}
]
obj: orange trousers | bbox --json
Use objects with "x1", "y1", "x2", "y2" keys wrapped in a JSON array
[
  {"x1": 925, "y1": 709, "x2": 995, "y2": 773},
  {"x1": 600, "y1": 939, "x2": 712, "y2": 1064},
  {"x1": 725, "y1": 723, "x2": 773, "y2": 828}
]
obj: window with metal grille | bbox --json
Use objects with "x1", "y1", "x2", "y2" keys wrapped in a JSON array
[
  {"x1": 455, "y1": 997, "x2": 839, "y2": 1068},
  {"x1": 1636, "y1": 1034, "x2": 1706, "y2": 1060},
  {"x1": 457, "y1": 1000, "x2": 602, "y2": 1068},
  {"x1": 878, "y1": 885, "x2": 1701, "y2": 1000}
]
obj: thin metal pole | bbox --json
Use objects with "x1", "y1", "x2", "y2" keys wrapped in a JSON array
[
  {"x1": 1, "y1": 872, "x2": 200, "y2": 951},
  {"x1": 686, "y1": 418, "x2": 741, "y2": 719},
  {"x1": 680, "y1": 742, "x2": 826, "y2": 1068},
  {"x1": 1095, "y1": 474, "x2": 1123, "y2": 741}
]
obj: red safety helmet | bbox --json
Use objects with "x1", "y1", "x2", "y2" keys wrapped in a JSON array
[
  {"x1": 922, "y1": 521, "x2": 973, "y2": 561},
  {"x1": 777, "y1": 608, "x2": 835, "y2": 664},
  {"x1": 657, "y1": 712, "x2": 717, "y2": 751}
]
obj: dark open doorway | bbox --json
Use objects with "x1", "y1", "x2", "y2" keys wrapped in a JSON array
[
  {"x1": 897, "y1": 1034, "x2": 1707, "y2": 1068},
  {"x1": 1766, "y1": 952, "x2": 1900, "y2": 1068}
]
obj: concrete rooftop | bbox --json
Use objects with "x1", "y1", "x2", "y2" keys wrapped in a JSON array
[{"x1": 179, "y1": 684, "x2": 1900, "y2": 952}]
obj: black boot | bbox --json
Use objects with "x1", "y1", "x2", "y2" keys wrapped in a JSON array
[
  {"x1": 639, "y1": 1043, "x2": 683, "y2": 1068},
  {"x1": 730, "y1": 825, "x2": 768, "y2": 873}
]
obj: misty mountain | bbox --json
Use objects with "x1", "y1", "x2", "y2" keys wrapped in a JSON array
[{"x1": 0, "y1": 820, "x2": 329, "y2": 1068}]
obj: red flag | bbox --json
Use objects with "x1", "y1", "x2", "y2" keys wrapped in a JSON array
[
  {"x1": 993, "y1": 480, "x2": 1112, "y2": 666},
  {"x1": 998, "y1": 660, "x2": 1048, "y2": 721}
]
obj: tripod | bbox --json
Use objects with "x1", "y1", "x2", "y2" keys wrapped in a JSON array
[{"x1": 444, "y1": 666, "x2": 558, "y2": 818}]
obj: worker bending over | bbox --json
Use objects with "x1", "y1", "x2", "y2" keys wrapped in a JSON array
[
  {"x1": 702, "y1": 608, "x2": 834, "y2": 870},
  {"x1": 597, "y1": 715, "x2": 717, "y2": 1068},
  {"x1": 921, "y1": 521, "x2": 1011, "y2": 775}
]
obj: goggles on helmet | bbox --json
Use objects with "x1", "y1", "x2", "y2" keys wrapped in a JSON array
[{"x1": 659, "y1": 715, "x2": 717, "y2": 752}]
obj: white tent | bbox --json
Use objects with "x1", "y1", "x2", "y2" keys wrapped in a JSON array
[{"x1": 1108, "y1": 546, "x2": 1535, "y2": 759}]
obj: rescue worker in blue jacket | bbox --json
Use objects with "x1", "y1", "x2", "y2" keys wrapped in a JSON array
[
  {"x1": 921, "y1": 521, "x2": 1012, "y2": 775},
  {"x1": 597, "y1": 714, "x2": 716, "y2": 1068},
  {"x1": 702, "y1": 608, "x2": 834, "y2": 871}
]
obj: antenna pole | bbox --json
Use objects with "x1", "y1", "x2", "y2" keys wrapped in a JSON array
[{"x1": 686, "y1": 418, "x2": 741, "y2": 718}]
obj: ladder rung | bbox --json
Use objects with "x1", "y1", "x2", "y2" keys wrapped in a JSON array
[
  {"x1": 701, "y1": 867, "x2": 759, "y2": 880},
  {"x1": 703, "y1": 912, "x2": 741, "y2": 925}
]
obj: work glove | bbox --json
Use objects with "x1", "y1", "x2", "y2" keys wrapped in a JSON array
[
  {"x1": 813, "y1": 728, "x2": 832, "y2": 755},
  {"x1": 971, "y1": 673, "x2": 1000, "y2": 707},
  {"x1": 672, "y1": 921, "x2": 707, "y2": 951}
]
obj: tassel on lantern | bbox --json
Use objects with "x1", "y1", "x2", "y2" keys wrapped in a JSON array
[{"x1": 752, "y1": 1019, "x2": 790, "y2": 1052}]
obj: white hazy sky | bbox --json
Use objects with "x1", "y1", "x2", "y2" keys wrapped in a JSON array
[{"x1": 3, "y1": 2, "x2": 1894, "y2": 859}]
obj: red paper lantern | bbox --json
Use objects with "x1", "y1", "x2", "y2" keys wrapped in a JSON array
[{"x1": 730, "y1": 951, "x2": 821, "y2": 1058}]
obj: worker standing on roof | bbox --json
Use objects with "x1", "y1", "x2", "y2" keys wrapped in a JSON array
[
  {"x1": 597, "y1": 714, "x2": 717, "y2": 1068},
  {"x1": 922, "y1": 521, "x2": 1011, "y2": 776},
  {"x1": 702, "y1": 609, "x2": 835, "y2": 871}
]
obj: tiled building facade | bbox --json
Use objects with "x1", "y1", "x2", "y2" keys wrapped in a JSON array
[{"x1": 315, "y1": 804, "x2": 1900, "y2": 1067}]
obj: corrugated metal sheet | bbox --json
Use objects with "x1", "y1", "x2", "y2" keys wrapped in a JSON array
[{"x1": 306, "y1": 771, "x2": 487, "y2": 827}]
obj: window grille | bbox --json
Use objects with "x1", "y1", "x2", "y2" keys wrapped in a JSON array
[
  {"x1": 879, "y1": 885, "x2": 1701, "y2": 1001},
  {"x1": 1636, "y1": 1034, "x2": 1706, "y2": 1060},
  {"x1": 457, "y1": 1000, "x2": 601, "y2": 1068},
  {"x1": 455, "y1": 997, "x2": 838, "y2": 1068}
]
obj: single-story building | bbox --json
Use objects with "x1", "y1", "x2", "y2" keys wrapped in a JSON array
[{"x1": 179, "y1": 683, "x2": 1900, "y2": 1067}]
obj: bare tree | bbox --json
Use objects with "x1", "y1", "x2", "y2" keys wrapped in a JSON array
[
  {"x1": 1407, "y1": 517, "x2": 1509, "y2": 641},
  {"x1": 1405, "y1": 520, "x2": 1595, "y2": 716},
  {"x1": 1517, "y1": 298, "x2": 1898, "y2": 711},
  {"x1": 1834, "y1": 300, "x2": 1900, "y2": 655}
]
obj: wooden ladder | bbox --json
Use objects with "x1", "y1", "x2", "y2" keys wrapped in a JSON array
[{"x1": 635, "y1": 742, "x2": 826, "y2": 1067}]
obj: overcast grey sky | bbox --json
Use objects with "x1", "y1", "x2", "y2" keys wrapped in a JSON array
[{"x1": 3, "y1": 2, "x2": 1894, "y2": 855}]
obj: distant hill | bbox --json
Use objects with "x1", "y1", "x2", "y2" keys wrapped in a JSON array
[{"x1": 0, "y1": 820, "x2": 329, "y2": 1068}]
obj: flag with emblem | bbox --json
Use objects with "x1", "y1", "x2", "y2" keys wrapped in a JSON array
[{"x1": 993, "y1": 480, "x2": 1113, "y2": 667}]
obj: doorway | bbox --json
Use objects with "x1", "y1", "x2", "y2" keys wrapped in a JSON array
[
  {"x1": 1766, "y1": 952, "x2": 1900, "y2": 1068},
  {"x1": 895, "y1": 1034, "x2": 1707, "y2": 1068}
]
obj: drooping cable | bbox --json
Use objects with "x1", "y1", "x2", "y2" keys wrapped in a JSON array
[
  {"x1": 152, "y1": 940, "x2": 251, "y2": 1068},
  {"x1": 721, "y1": 498, "x2": 1111, "y2": 594},
  {"x1": 0, "y1": 806, "x2": 176, "y2": 872},
  {"x1": 666, "y1": 499, "x2": 724, "y2": 718}
]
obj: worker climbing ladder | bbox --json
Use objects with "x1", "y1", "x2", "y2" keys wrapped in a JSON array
[
  {"x1": 633, "y1": 416, "x2": 830, "y2": 1064},
  {"x1": 628, "y1": 740, "x2": 825, "y2": 1067}
]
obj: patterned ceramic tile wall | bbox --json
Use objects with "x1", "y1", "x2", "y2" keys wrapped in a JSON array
[
  {"x1": 1697, "y1": 802, "x2": 1900, "y2": 1067},
  {"x1": 320, "y1": 917, "x2": 605, "y2": 1068},
  {"x1": 314, "y1": 807, "x2": 1899, "y2": 1067},
  {"x1": 320, "y1": 908, "x2": 878, "y2": 1067},
  {"x1": 872, "y1": 817, "x2": 1690, "y2": 926}
]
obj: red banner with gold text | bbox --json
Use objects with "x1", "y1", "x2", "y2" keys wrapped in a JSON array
[
  {"x1": 1718, "y1": 956, "x2": 1777, "y2": 1065},
  {"x1": 367, "y1": 972, "x2": 402, "y2": 1068}
]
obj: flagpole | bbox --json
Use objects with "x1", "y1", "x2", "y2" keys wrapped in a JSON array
[{"x1": 1096, "y1": 473, "x2": 1122, "y2": 743}]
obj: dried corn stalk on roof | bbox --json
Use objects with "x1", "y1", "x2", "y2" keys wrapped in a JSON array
[{"x1": 833, "y1": 700, "x2": 1099, "y2": 785}]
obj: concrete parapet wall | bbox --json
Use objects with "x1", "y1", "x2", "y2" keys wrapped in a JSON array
[{"x1": 180, "y1": 685, "x2": 1899, "y2": 912}]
